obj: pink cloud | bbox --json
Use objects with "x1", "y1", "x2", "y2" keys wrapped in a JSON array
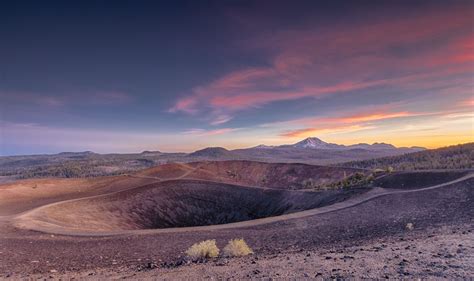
[
  {"x1": 207, "y1": 67, "x2": 276, "y2": 90},
  {"x1": 169, "y1": 96, "x2": 198, "y2": 113},
  {"x1": 276, "y1": 104, "x2": 473, "y2": 139},
  {"x1": 459, "y1": 98, "x2": 474, "y2": 107},
  {"x1": 208, "y1": 80, "x2": 385, "y2": 110},
  {"x1": 280, "y1": 107, "x2": 462, "y2": 138},
  {"x1": 170, "y1": 5, "x2": 474, "y2": 124},
  {"x1": 331, "y1": 112, "x2": 413, "y2": 124},
  {"x1": 281, "y1": 125, "x2": 377, "y2": 138},
  {"x1": 278, "y1": 109, "x2": 416, "y2": 128}
]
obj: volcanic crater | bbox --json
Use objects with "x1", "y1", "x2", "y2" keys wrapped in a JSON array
[
  {"x1": 18, "y1": 179, "x2": 369, "y2": 233},
  {"x1": 15, "y1": 161, "x2": 469, "y2": 236}
]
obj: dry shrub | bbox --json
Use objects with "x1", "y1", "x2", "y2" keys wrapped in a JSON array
[
  {"x1": 405, "y1": 222, "x2": 414, "y2": 231},
  {"x1": 223, "y1": 238, "x2": 253, "y2": 257},
  {"x1": 185, "y1": 239, "x2": 220, "y2": 259}
]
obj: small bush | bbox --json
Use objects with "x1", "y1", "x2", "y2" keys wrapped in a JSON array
[
  {"x1": 185, "y1": 239, "x2": 220, "y2": 259},
  {"x1": 223, "y1": 238, "x2": 253, "y2": 257},
  {"x1": 405, "y1": 222, "x2": 414, "y2": 231},
  {"x1": 327, "y1": 172, "x2": 374, "y2": 189},
  {"x1": 386, "y1": 166, "x2": 394, "y2": 173},
  {"x1": 302, "y1": 178, "x2": 317, "y2": 189}
]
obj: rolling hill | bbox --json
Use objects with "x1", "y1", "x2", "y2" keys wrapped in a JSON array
[
  {"x1": 338, "y1": 143, "x2": 474, "y2": 171},
  {"x1": 0, "y1": 137, "x2": 428, "y2": 180}
]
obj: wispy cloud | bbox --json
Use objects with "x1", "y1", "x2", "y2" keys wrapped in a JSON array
[
  {"x1": 459, "y1": 98, "x2": 474, "y2": 107},
  {"x1": 169, "y1": 6, "x2": 473, "y2": 125},
  {"x1": 276, "y1": 109, "x2": 413, "y2": 138},
  {"x1": 281, "y1": 124, "x2": 376, "y2": 138},
  {"x1": 181, "y1": 127, "x2": 239, "y2": 136},
  {"x1": 270, "y1": 102, "x2": 474, "y2": 140},
  {"x1": 0, "y1": 90, "x2": 134, "y2": 108},
  {"x1": 210, "y1": 115, "x2": 233, "y2": 126}
]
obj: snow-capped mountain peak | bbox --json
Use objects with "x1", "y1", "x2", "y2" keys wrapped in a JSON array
[
  {"x1": 292, "y1": 137, "x2": 342, "y2": 149},
  {"x1": 243, "y1": 137, "x2": 425, "y2": 152}
]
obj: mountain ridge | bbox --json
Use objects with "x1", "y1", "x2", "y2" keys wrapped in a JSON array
[
  {"x1": 187, "y1": 137, "x2": 425, "y2": 160},
  {"x1": 2, "y1": 141, "x2": 470, "y2": 181},
  {"x1": 250, "y1": 137, "x2": 425, "y2": 151}
]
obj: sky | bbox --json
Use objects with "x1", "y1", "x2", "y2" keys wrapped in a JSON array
[{"x1": 0, "y1": 0, "x2": 473, "y2": 155}]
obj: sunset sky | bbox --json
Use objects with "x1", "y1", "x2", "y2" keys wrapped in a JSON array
[{"x1": 1, "y1": 0, "x2": 473, "y2": 155}]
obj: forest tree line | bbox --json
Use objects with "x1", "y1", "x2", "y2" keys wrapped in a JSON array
[{"x1": 338, "y1": 143, "x2": 474, "y2": 171}]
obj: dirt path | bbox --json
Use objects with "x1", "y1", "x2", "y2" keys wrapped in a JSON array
[
  {"x1": 126, "y1": 163, "x2": 204, "y2": 181},
  {"x1": 1, "y1": 171, "x2": 472, "y2": 278},
  {"x1": 13, "y1": 173, "x2": 474, "y2": 236}
]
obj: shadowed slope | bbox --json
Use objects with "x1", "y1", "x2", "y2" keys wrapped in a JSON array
[
  {"x1": 139, "y1": 160, "x2": 365, "y2": 190},
  {"x1": 16, "y1": 180, "x2": 368, "y2": 232},
  {"x1": 0, "y1": 160, "x2": 361, "y2": 217},
  {"x1": 374, "y1": 171, "x2": 471, "y2": 189}
]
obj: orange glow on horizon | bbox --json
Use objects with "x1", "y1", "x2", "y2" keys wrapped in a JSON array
[{"x1": 331, "y1": 112, "x2": 413, "y2": 123}]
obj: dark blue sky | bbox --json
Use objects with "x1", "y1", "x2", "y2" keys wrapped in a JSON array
[{"x1": 1, "y1": 0, "x2": 473, "y2": 155}]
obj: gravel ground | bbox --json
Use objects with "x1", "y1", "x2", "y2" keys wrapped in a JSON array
[
  {"x1": 0, "y1": 173, "x2": 472, "y2": 279},
  {"x1": 136, "y1": 225, "x2": 474, "y2": 280},
  {"x1": 12, "y1": 224, "x2": 473, "y2": 280}
]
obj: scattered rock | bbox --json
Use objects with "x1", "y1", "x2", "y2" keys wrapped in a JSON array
[{"x1": 216, "y1": 259, "x2": 229, "y2": 266}]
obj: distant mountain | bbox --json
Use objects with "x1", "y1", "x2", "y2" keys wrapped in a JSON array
[
  {"x1": 227, "y1": 137, "x2": 426, "y2": 166},
  {"x1": 348, "y1": 142, "x2": 396, "y2": 150},
  {"x1": 252, "y1": 144, "x2": 275, "y2": 149},
  {"x1": 0, "y1": 137, "x2": 431, "y2": 180},
  {"x1": 188, "y1": 147, "x2": 235, "y2": 158},
  {"x1": 57, "y1": 151, "x2": 96, "y2": 156},
  {"x1": 140, "y1": 150, "x2": 162, "y2": 156},
  {"x1": 292, "y1": 137, "x2": 344, "y2": 149},
  {"x1": 252, "y1": 137, "x2": 425, "y2": 152},
  {"x1": 339, "y1": 143, "x2": 474, "y2": 170}
]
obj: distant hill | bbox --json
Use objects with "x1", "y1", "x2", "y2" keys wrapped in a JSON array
[
  {"x1": 0, "y1": 137, "x2": 435, "y2": 180},
  {"x1": 338, "y1": 143, "x2": 474, "y2": 171},
  {"x1": 284, "y1": 137, "x2": 424, "y2": 152},
  {"x1": 230, "y1": 137, "x2": 425, "y2": 165},
  {"x1": 188, "y1": 147, "x2": 236, "y2": 158},
  {"x1": 292, "y1": 137, "x2": 344, "y2": 149}
]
